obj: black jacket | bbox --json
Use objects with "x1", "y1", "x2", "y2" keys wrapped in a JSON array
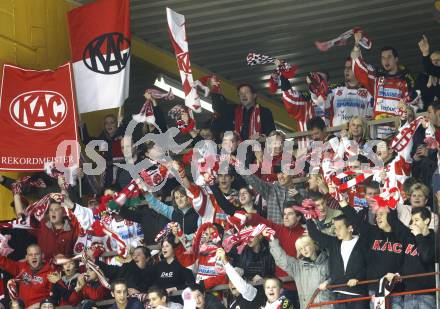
[
  {"x1": 119, "y1": 205, "x2": 170, "y2": 245},
  {"x1": 170, "y1": 206, "x2": 200, "y2": 236},
  {"x1": 342, "y1": 206, "x2": 404, "y2": 292},
  {"x1": 204, "y1": 293, "x2": 227, "y2": 309},
  {"x1": 230, "y1": 239, "x2": 275, "y2": 281},
  {"x1": 387, "y1": 210, "x2": 436, "y2": 292},
  {"x1": 147, "y1": 258, "x2": 195, "y2": 290},
  {"x1": 306, "y1": 220, "x2": 368, "y2": 295},
  {"x1": 211, "y1": 93, "x2": 275, "y2": 140},
  {"x1": 95, "y1": 260, "x2": 152, "y2": 293}
]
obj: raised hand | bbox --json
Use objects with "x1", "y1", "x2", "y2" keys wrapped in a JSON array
[
  {"x1": 347, "y1": 279, "x2": 358, "y2": 287},
  {"x1": 47, "y1": 271, "x2": 61, "y2": 284},
  {"x1": 354, "y1": 30, "x2": 362, "y2": 46},
  {"x1": 216, "y1": 248, "x2": 227, "y2": 264},
  {"x1": 418, "y1": 35, "x2": 430, "y2": 57}
]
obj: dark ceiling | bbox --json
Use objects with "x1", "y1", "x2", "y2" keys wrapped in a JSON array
[
  {"x1": 128, "y1": 0, "x2": 440, "y2": 95},
  {"x1": 76, "y1": 0, "x2": 440, "y2": 131}
]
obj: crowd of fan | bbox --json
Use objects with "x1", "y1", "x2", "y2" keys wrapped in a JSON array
[{"x1": 1, "y1": 33, "x2": 440, "y2": 309}]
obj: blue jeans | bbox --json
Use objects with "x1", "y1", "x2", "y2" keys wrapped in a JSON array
[
  {"x1": 403, "y1": 294, "x2": 435, "y2": 309},
  {"x1": 334, "y1": 292, "x2": 369, "y2": 309},
  {"x1": 368, "y1": 290, "x2": 403, "y2": 309}
]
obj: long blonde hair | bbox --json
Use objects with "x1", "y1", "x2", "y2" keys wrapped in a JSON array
[{"x1": 348, "y1": 116, "x2": 369, "y2": 140}]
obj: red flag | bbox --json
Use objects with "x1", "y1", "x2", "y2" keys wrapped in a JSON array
[
  {"x1": 67, "y1": 0, "x2": 130, "y2": 113},
  {"x1": 0, "y1": 63, "x2": 79, "y2": 171}
]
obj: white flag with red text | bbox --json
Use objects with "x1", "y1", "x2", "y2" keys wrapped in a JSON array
[{"x1": 166, "y1": 8, "x2": 202, "y2": 113}]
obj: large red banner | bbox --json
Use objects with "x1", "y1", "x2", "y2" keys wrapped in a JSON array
[{"x1": 0, "y1": 63, "x2": 79, "y2": 171}]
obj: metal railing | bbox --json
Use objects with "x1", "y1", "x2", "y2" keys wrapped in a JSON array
[
  {"x1": 285, "y1": 115, "x2": 425, "y2": 140},
  {"x1": 306, "y1": 272, "x2": 440, "y2": 309}
]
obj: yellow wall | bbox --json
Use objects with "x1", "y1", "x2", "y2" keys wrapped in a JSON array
[{"x1": 0, "y1": 0, "x2": 77, "y2": 219}]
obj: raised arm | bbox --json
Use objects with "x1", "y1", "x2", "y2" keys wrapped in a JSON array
[
  {"x1": 241, "y1": 174, "x2": 274, "y2": 201},
  {"x1": 351, "y1": 32, "x2": 375, "y2": 95},
  {"x1": 144, "y1": 193, "x2": 174, "y2": 220},
  {"x1": 419, "y1": 35, "x2": 440, "y2": 77},
  {"x1": 268, "y1": 238, "x2": 299, "y2": 277},
  {"x1": 209, "y1": 185, "x2": 237, "y2": 216},
  {"x1": 280, "y1": 74, "x2": 313, "y2": 125},
  {"x1": 387, "y1": 209, "x2": 412, "y2": 239},
  {"x1": 217, "y1": 248, "x2": 257, "y2": 302},
  {"x1": 340, "y1": 200, "x2": 371, "y2": 235},
  {"x1": 0, "y1": 256, "x2": 21, "y2": 277},
  {"x1": 306, "y1": 219, "x2": 336, "y2": 249}
]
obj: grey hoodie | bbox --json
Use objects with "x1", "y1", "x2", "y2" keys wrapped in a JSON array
[{"x1": 269, "y1": 239, "x2": 334, "y2": 309}]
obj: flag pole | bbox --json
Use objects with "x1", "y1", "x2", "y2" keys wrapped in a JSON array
[
  {"x1": 78, "y1": 176, "x2": 82, "y2": 198},
  {"x1": 117, "y1": 106, "x2": 123, "y2": 127}
]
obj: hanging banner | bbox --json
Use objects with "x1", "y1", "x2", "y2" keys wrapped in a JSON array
[{"x1": 0, "y1": 63, "x2": 79, "y2": 171}]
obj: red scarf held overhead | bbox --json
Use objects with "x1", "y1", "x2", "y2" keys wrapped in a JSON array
[{"x1": 234, "y1": 104, "x2": 261, "y2": 139}]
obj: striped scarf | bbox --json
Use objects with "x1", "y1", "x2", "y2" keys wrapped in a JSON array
[
  {"x1": 234, "y1": 104, "x2": 261, "y2": 139},
  {"x1": 315, "y1": 27, "x2": 372, "y2": 51}
]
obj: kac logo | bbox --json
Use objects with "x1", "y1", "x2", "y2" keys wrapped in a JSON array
[
  {"x1": 83, "y1": 32, "x2": 130, "y2": 74},
  {"x1": 9, "y1": 90, "x2": 67, "y2": 131}
]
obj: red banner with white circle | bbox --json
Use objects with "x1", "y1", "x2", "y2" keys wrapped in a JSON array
[{"x1": 0, "y1": 63, "x2": 79, "y2": 171}]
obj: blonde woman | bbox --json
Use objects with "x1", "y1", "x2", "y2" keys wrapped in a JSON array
[
  {"x1": 265, "y1": 230, "x2": 333, "y2": 309},
  {"x1": 347, "y1": 116, "x2": 369, "y2": 145},
  {"x1": 398, "y1": 182, "x2": 438, "y2": 231}
]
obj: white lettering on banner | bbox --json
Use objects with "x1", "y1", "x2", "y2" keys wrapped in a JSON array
[
  {"x1": 0, "y1": 156, "x2": 73, "y2": 165},
  {"x1": 9, "y1": 90, "x2": 68, "y2": 131}
]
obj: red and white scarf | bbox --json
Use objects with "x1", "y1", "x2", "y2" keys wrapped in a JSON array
[
  {"x1": 168, "y1": 105, "x2": 196, "y2": 133},
  {"x1": 11, "y1": 176, "x2": 46, "y2": 195},
  {"x1": 234, "y1": 104, "x2": 261, "y2": 139},
  {"x1": 315, "y1": 27, "x2": 372, "y2": 51},
  {"x1": 139, "y1": 165, "x2": 169, "y2": 188},
  {"x1": 246, "y1": 52, "x2": 276, "y2": 66},
  {"x1": 166, "y1": 8, "x2": 201, "y2": 112},
  {"x1": 24, "y1": 193, "x2": 63, "y2": 221},
  {"x1": 331, "y1": 169, "x2": 376, "y2": 192},
  {"x1": 0, "y1": 216, "x2": 32, "y2": 230},
  {"x1": 197, "y1": 75, "x2": 221, "y2": 94},
  {"x1": 0, "y1": 233, "x2": 14, "y2": 257},
  {"x1": 222, "y1": 224, "x2": 274, "y2": 254},
  {"x1": 133, "y1": 89, "x2": 174, "y2": 124},
  {"x1": 290, "y1": 199, "x2": 322, "y2": 220},
  {"x1": 54, "y1": 253, "x2": 111, "y2": 289},
  {"x1": 44, "y1": 161, "x2": 78, "y2": 189},
  {"x1": 369, "y1": 187, "x2": 400, "y2": 211},
  {"x1": 112, "y1": 180, "x2": 142, "y2": 207},
  {"x1": 307, "y1": 72, "x2": 329, "y2": 102},
  {"x1": 90, "y1": 220, "x2": 127, "y2": 258},
  {"x1": 391, "y1": 116, "x2": 424, "y2": 152}
]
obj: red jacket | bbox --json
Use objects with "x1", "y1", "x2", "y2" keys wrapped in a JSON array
[
  {"x1": 248, "y1": 213, "x2": 305, "y2": 290},
  {"x1": 175, "y1": 244, "x2": 228, "y2": 289},
  {"x1": 53, "y1": 278, "x2": 82, "y2": 306},
  {"x1": 79, "y1": 282, "x2": 109, "y2": 301},
  {"x1": 352, "y1": 57, "x2": 412, "y2": 119},
  {"x1": 0, "y1": 257, "x2": 54, "y2": 307},
  {"x1": 31, "y1": 217, "x2": 80, "y2": 260}
]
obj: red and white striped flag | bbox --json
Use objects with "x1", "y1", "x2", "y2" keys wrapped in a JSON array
[
  {"x1": 67, "y1": 0, "x2": 130, "y2": 113},
  {"x1": 166, "y1": 8, "x2": 202, "y2": 113}
]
